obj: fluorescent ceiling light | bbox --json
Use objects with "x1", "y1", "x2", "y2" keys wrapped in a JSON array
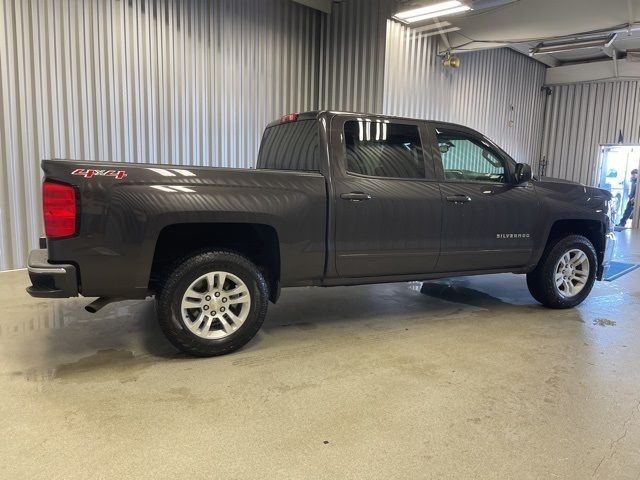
[
  {"x1": 394, "y1": 1, "x2": 462, "y2": 19},
  {"x1": 404, "y1": 6, "x2": 471, "y2": 23},
  {"x1": 529, "y1": 35, "x2": 615, "y2": 56},
  {"x1": 393, "y1": 1, "x2": 471, "y2": 23}
]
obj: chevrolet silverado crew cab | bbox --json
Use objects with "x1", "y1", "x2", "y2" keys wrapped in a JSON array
[{"x1": 28, "y1": 111, "x2": 616, "y2": 356}]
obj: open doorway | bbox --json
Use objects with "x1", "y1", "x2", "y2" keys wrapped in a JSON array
[{"x1": 596, "y1": 145, "x2": 640, "y2": 227}]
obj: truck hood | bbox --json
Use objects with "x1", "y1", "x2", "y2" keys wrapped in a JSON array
[
  {"x1": 536, "y1": 176, "x2": 581, "y2": 186},
  {"x1": 534, "y1": 176, "x2": 612, "y2": 203}
]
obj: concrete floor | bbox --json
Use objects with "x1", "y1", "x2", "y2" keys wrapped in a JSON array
[{"x1": 1, "y1": 230, "x2": 639, "y2": 479}]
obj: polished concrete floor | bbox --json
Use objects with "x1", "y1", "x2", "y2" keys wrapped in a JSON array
[{"x1": 1, "y1": 230, "x2": 639, "y2": 479}]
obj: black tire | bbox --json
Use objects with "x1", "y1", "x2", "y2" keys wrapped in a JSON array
[
  {"x1": 157, "y1": 250, "x2": 268, "y2": 357},
  {"x1": 526, "y1": 234, "x2": 597, "y2": 309}
]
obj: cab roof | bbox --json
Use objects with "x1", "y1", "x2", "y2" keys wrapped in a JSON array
[{"x1": 265, "y1": 110, "x2": 475, "y2": 131}]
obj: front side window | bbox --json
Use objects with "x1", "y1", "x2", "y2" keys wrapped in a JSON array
[
  {"x1": 437, "y1": 131, "x2": 506, "y2": 183},
  {"x1": 344, "y1": 120, "x2": 425, "y2": 179}
]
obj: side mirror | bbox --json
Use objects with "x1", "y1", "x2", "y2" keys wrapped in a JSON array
[{"x1": 515, "y1": 163, "x2": 532, "y2": 183}]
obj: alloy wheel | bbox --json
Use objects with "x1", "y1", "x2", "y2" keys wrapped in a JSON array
[
  {"x1": 554, "y1": 249, "x2": 590, "y2": 298},
  {"x1": 180, "y1": 271, "x2": 251, "y2": 339}
]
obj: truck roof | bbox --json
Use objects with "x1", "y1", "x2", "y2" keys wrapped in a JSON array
[{"x1": 265, "y1": 110, "x2": 475, "y2": 131}]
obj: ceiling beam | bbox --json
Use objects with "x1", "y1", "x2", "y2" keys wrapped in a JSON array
[
  {"x1": 291, "y1": 0, "x2": 332, "y2": 14},
  {"x1": 545, "y1": 57, "x2": 640, "y2": 85},
  {"x1": 509, "y1": 44, "x2": 560, "y2": 67}
]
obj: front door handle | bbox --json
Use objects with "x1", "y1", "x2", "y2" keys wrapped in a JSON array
[
  {"x1": 341, "y1": 192, "x2": 372, "y2": 202},
  {"x1": 446, "y1": 194, "x2": 472, "y2": 203}
]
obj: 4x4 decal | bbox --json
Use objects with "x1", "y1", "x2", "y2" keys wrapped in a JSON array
[{"x1": 71, "y1": 168, "x2": 127, "y2": 180}]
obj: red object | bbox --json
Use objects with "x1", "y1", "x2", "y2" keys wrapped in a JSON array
[
  {"x1": 280, "y1": 112, "x2": 298, "y2": 123},
  {"x1": 43, "y1": 181, "x2": 77, "y2": 238}
]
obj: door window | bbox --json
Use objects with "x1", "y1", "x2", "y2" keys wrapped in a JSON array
[
  {"x1": 437, "y1": 131, "x2": 506, "y2": 183},
  {"x1": 344, "y1": 120, "x2": 425, "y2": 179}
]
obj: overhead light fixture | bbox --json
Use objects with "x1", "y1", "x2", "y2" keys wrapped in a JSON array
[
  {"x1": 409, "y1": 21, "x2": 460, "y2": 37},
  {"x1": 393, "y1": 1, "x2": 462, "y2": 19},
  {"x1": 529, "y1": 34, "x2": 615, "y2": 56},
  {"x1": 393, "y1": 1, "x2": 471, "y2": 24},
  {"x1": 411, "y1": 20, "x2": 451, "y2": 32}
]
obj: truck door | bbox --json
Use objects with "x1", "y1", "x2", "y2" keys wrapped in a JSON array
[
  {"x1": 429, "y1": 124, "x2": 540, "y2": 272},
  {"x1": 330, "y1": 116, "x2": 442, "y2": 278}
]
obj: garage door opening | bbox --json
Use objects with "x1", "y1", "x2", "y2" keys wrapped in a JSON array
[{"x1": 596, "y1": 145, "x2": 640, "y2": 228}]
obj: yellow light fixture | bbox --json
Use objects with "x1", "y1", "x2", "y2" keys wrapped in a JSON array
[{"x1": 442, "y1": 54, "x2": 461, "y2": 68}]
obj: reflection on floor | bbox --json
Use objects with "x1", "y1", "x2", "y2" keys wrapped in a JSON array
[{"x1": 1, "y1": 229, "x2": 639, "y2": 479}]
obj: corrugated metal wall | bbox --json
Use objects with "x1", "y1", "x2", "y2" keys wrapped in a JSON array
[
  {"x1": 0, "y1": 0, "x2": 550, "y2": 271},
  {"x1": 318, "y1": 0, "x2": 394, "y2": 113},
  {"x1": 383, "y1": 21, "x2": 547, "y2": 166},
  {"x1": 540, "y1": 80, "x2": 640, "y2": 185},
  {"x1": 0, "y1": 0, "x2": 320, "y2": 270}
]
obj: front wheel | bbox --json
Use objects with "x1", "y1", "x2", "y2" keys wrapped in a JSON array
[
  {"x1": 526, "y1": 235, "x2": 597, "y2": 309},
  {"x1": 157, "y1": 250, "x2": 269, "y2": 356}
]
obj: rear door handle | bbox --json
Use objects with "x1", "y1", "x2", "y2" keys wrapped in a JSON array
[
  {"x1": 446, "y1": 194, "x2": 472, "y2": 203},
  {"x1": 340, "y1": 192, "x2": 372, "y2": 202}
]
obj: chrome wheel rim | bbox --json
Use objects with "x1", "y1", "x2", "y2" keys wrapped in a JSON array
[
  {"x1": 180, "y1": 271, "x2": 251, "y2": 339},
  {"x1": 554, "y1": 249, "x2": 590, "y2": 298}
]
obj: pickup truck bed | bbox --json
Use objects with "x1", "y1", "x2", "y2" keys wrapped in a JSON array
[{"x1": 34, "y1": 161, "x2": 326, "y2": 299}]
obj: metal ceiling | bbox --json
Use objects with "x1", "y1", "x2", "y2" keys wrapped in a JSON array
[{"x1": 397, "y1": 0, "x2": 640, "y2": 66}]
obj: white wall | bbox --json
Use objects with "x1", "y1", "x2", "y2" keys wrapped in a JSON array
[
  {"x1": 383, "y1": 21, "x2": 547, "y2": 166},
  {"x1": 540, "y1": 80, "x2": 640, "y2": 185},
  {"x1": 319, "y1": 0, "x2": 393, "y2": 113},
  {"x1": 0, "y1": 0, "x2": 320, "y2": 270},
  {"x1": 0, "y1": 0, "x2": 549, "y2": 270}
]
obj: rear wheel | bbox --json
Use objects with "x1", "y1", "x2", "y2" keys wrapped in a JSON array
[
  {"x1": 526, "y1": 235, "x2": 597, "y2": 309},
  {"x1": 157, "y1": 251, "x2": 268, "y2": 356}
]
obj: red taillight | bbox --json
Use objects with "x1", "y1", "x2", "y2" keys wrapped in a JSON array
[
  {"x1": 43, "y1": 181, "x2": 77, "y2": 238},
  {"x1": 280, "y1": 112, "x2": 298, "y2": 123}
]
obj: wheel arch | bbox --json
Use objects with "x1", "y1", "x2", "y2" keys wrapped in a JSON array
[
  {"x1": 542, "y1": 219, "x2": 607, "y2": 279},
  {"x1": 149, "y1": 222, "x2": 281, "y2": 302}
]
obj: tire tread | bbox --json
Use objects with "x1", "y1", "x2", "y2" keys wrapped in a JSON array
[
  {"x1": 526, "y1": 234, "x2": 597, "y2": 309},
  {"x1": 157, "y1": 250, "x2": 268, "y2": 357}
]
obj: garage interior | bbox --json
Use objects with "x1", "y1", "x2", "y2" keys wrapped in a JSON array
[{"x1": 1, "y1": 0, "x2": 640, "y2": 478}]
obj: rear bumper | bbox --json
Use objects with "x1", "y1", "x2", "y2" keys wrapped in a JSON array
[
  {"x1": 26, "y1": 249, "x2": 78, "y2": 298},
  {"x1": 599, "y1": 231, "x2": 616, "y2": 280}
]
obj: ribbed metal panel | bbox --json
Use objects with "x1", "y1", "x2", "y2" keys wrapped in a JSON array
[
  {"x1": 541, "y1": 80, "x2": 640, "y2": 185},
  {"x1": 383, "y1": 21, "x2": 547, "y2": 166},
  {"x1": 0, "y1": 1, "x2": 562, "y2": 272},
  {"x1": 0, "y1": 0, "x2": 320, "y2": 270},
  {"x1": 318, "y1": 0, "x2": 393, "y2": 113}
]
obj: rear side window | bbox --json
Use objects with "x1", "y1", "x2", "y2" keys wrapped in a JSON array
[
  {"x1": 258, "y1": 120, "x2": 320, "y2": 171},
  {"x1": 343, "y1": 120, "x2": 425, "y2": 179}
]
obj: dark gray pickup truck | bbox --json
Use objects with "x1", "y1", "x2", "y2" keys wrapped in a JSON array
[{"x1": 28, "y1": 111, "x2": 615, "y2": 356}]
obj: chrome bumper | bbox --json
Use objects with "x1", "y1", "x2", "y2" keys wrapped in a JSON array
[
  {"x1": 26, "y1": 249, "x2": 79, "y2": 298},
  {"x1": 600, "y1": 231, "x2": 616, "y2": 279}
]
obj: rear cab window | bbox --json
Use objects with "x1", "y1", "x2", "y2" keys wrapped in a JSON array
[{"x1": 257, "y1": 120, "x2": 320, "y2": 172}]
